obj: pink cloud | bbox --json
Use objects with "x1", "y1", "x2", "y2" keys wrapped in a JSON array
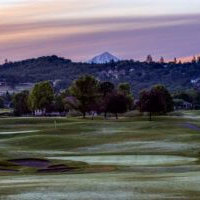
[{"x1": 0, "y1": 15, "x2": 200, "y2": 63}]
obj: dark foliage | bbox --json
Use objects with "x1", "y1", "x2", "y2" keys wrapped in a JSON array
[
  {"x1": 0, "y1": 55, "x2": 200, "y2": 94},
  {"x1": 106, "y1": 92, "x2": 130, "y2": 119},
  {"x1": 29, "y1": 81, "x2": 54, "y2": 112},
  {"x1": 100, "y1": 82, "x2": 115, "y2": 97},
  {"x1": 173, "y1": 89, "x2": 200, "y2": 109},
  {"x1": 69, "y1": 75, "x2": 100, "y2": 118},
  {"x1": 139, "y1": 85, "x2": 174, "y2": 120},
  {"x1": 13, "y1": 91, "x2": 30, "y2": 116}
]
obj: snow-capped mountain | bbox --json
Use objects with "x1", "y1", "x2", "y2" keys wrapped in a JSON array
[{"x1": 88, "y1": 52, "x2": 120, "y2": 64}]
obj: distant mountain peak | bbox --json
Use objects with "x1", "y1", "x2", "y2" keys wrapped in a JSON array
[
  {"x1": 101, "y1": 52, "x2": 113, "y2": 56},
  {"x1": 88, "y1": 52, "x2": 120, "y2": 64}
]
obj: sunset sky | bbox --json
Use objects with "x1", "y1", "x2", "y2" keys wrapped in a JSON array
[{"x1": 1, "y1": 0, "x2": 200, "y2": 63}]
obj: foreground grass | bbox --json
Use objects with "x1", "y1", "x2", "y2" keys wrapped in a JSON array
[{"x1": 0, "y1": 112, "x2": 200, "y2": 199}]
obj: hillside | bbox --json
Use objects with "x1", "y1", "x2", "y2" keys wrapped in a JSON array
[{"x1": 0, "y1": 55, "x2": 200, "y2": 94}]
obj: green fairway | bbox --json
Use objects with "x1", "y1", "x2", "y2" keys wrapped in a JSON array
[{"x1": 0, "y1": 112, "x2": 200, "y2": 199}]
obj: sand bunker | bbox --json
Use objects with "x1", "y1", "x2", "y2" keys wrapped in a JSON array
[
  {"x1": 8, "y1": 158, "x2": 49, "y2": 168},
  {"x1": 0, "y1": 168, "x2": 19, "y2": 173},
  {"x1": 38, "y1": 165, "x2": 74, "y2": 173}
]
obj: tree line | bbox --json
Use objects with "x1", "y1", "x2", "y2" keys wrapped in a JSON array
[
  {"x1": 1, "y1": 55, "x2": 200, "y2": 95},
  {"x1": 12, "y1": 75, "x2": 174, "y2": 120}
]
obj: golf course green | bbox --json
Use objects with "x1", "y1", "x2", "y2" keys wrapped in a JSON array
[{"x1": 0, "y1": 111, "x2": 200, "y2": 199}]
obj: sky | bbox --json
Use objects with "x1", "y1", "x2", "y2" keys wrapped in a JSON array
[{"x1": 0, "y1": 0, "x2": 200, "y2": 63}]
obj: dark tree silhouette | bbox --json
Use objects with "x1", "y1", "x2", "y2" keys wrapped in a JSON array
[
  {"x1": 146, "y1": 55, "x2": 153, "y2": 63},
  {"x1": 160, "y1": 57, "x2": 164, "y2": 64},
  {"x1": 139, "y1": 85, "x2": 173, "y2": 120},
  {"x1": 13, "y1": 90, "x2": 30, "y2": 116},
  {"x1": 99, "y1": 81, "x2": 115, "y2": 119},
  {"x1": 100, "y1": 81, "x2": 114, "y2": 97},
  {"x1": 106, "y1": 92, "x2": 130, "y2": 119}
]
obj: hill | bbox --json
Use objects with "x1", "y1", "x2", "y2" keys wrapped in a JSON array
[{"x1": 0, "y1": 55, "x2": 200, "y2": 94}]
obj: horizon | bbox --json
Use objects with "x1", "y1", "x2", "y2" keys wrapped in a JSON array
[
  {"x1": 1, "y1": 52, "x2": 199, "y2": 64},
  {"x1": 1, "y1": 0, "x2": 200, "y2": 63}
]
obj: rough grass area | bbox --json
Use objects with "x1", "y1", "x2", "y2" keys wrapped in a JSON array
[{"x1": 0, "y1": 111, "x2": 200, "y2": 199}]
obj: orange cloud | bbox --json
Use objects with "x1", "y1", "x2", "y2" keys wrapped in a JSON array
[{"x1": 1, "y1": 0, "x2": 200, "y2": 63}]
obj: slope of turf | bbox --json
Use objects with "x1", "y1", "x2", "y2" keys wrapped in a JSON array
[{"x1": 0, "y1": 112, "x2": 200, "y2": 199}]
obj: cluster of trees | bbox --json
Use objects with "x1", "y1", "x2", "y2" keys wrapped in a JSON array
[
  {"x1": 69, "y1": 76, "x2": 133, "y2": 119},
  {"x1": 146, "y1": 55, "x2": 200, "y2": 64},
  {"x1": 12, "y1": 75, "x2": 174, "y2": 120},
  {"x1": 12, "y1": 76, "x2": 133, "y2": 119},
  {"x1": 0, "y1": 92, "x2": 12, "y2": 109},
  {"x1": 13, "y1": 81, "x2": 63, "y2": 116},
  {"x1": 173, "y1": 89, "x2": 200, "y2": 109}
]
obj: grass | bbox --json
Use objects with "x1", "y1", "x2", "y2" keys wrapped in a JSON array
[{"x1": 0, "y1": 111, "x2": 200, "y2": 199}]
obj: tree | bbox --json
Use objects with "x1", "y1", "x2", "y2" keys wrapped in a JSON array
[
  {"x1": 29, "y1": 81, "x2": 54, "y2": 114},
  {"x1": 174, "y1": 57, "x2": 177, "y2": 64},
  {"x1": 186, "y1": 89, "x2": 200, "y2": 108},
  {"x1": 118, "y1": 82, "x2": 134, "y2": 110},
  {"x1": 4, "y1": 59, "x2": 8, "y2": 64},
  {"x1": 99, "y1": 81, "x2": 115, "y2": 119},
  {"x1": 0, "y1": 97, "x2": 4, "y2": 109},
  {"x1": 69, "y1": 75, "x2": 100, "y2": 118},
  {"x1": 5, "y1": 91, "x2": 12, "y2": 102},
  {"x1": 54, "y1": 95, "x2": 64, "y2": 112},
  {"x1": 139, "y1": 85, "x2": 173, "y2": 120},
  {"x1": 13, "y1": 91, "x2": 30, "y2": 116},
  {"x1": 152, "y1": 85, "x2": 174, "y2": 113},
  {"x1": 173, "y1": 89, "x2": 200, "y2": 109},
  {"x1": 106, "y1": 92, "x2": 130, "y2": 119},
  {"x1": 47, "y1": 94, "x2": 66, "y2": 113},
  {"x1": 197, "y1": 56, "x2": 200, "y2": 63},
  {"x1": 146, "y1": 55, "x2": 153, "y2": 63},
  {"x1": 192, "y1": 56, "x2": 197, "y2": 64},
  {"x1": 100, "y1": 81, "x2": 114, "y2": 97},
  {"x1": 173, "y1": 92, "x2": 192, "y2": 103},
  {"x1": 118, "y1": 83, "x2": 131, "y2": 96},
  {"x1": 160, "y1": 57, "x2": 164, "y2": 64},
  {"x1": 139, "y1": 90, "x2": 163, "y2": 121}
]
